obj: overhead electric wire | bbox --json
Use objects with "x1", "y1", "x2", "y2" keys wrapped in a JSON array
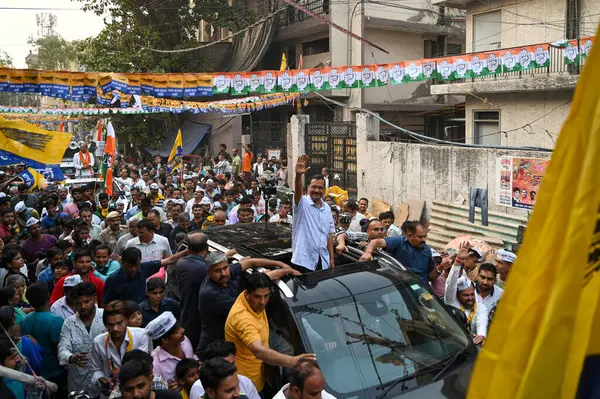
[{"x1": 313, "y1": 92, "x2": 554, "y2": 152}]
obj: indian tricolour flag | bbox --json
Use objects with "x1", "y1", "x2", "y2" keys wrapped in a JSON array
[{"x1": 102, "y1": 122, "x2": 116, "y2": 196}]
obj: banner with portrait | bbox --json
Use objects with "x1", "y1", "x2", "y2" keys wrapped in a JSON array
[{"x1": 496, "y1": 156, "x2": 549, "y2": 210}]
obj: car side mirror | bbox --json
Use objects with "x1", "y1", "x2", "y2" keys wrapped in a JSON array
[{"x1": 447, "y1": 306, "x2": 468, "y2": 328}]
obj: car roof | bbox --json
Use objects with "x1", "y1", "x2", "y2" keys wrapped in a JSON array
[
  {"x1": 281, "y1": 260, "x2": 417, "y2": 307},
  {"x1": 205, "y1": 223, "x2": 293, "y2": 259}
]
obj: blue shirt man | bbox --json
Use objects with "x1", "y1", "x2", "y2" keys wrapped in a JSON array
[
  {"x1": 291, "y1": 154, "x2": 335, "y2": 272},
  {"x1": 360, "y1": 221, "x2": 436, "y2": 284}
]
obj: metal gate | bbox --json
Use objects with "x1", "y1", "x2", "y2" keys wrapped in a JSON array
[
  {"x1": 250, "y1": 121, "x2": 287, "y2": 159},
  {"x1": 305, "y1": 122, "x2": 357, "y2": 195}
]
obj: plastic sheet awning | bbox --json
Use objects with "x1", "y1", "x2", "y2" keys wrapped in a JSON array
[{"x1": 145, "y1": 120, "x2": 211, "y2": 157}]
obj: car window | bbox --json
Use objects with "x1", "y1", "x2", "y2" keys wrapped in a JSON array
[{"x1": 294, "y1": 276, "x2": 469, "y2": 395}]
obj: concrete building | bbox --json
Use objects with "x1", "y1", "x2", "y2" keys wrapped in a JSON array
[
  {"x1": 266, "y1": 0, "x2": 465, "y2": 122},
  {"x1": 430, "y1": 0, "x2": 600, "y2": 148}
]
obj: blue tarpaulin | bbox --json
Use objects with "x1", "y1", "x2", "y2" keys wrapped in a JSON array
[{"x1": 145, "y1": 120, "x2": 211, "y2": 157}]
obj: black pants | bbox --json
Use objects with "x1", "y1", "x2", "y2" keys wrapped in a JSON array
[{"x1": 292, "y1": 257, "x2": 323, "y2": 274}]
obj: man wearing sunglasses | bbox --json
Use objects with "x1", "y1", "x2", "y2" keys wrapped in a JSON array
[{"x1": 335, "y1": 219, "x2": 387, "y2": 255}]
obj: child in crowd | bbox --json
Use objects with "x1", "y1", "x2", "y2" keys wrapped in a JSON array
[
  {"x1": 175, "y1": 358, "x2": 200, "y2": 399},
  {"x1": 126, "y1": 300, "x2": 143, "y2": 327},
  {"x1": 139, "y1": 278, "x2": 181, "y2": 328}
]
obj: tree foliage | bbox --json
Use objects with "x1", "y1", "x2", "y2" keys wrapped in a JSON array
[
  {"x1": 0, "y1": 50, "x2": 12, "y2": 67},
  {"x1": 75, "y1": 0, "x2": 258, "y2": 149},
  {"x1": 26, "y1": 35, "x2": 80, "y2": 70}
]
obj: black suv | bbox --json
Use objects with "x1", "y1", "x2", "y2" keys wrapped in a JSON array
[{"x1": 206, "y1": 223, "x2": 476, "y2": 398}]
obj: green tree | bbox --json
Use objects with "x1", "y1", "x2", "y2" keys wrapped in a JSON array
[
  {"x1": 26, "y1": 35, "x2": 80, "y2": 70},
  {"x1": 0, "y1": 50, "x2": 12, "y2": 67},
  {"x1": 76, "y1": 0, "x2": 258, "y2": 149}
]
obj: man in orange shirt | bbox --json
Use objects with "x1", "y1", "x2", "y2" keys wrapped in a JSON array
[
  {"x1": 241, "y1": 144, "x2": 253, "y2": 181},
  {"x1": 225, "y1": 272, "x2": 314, "y2": 394}
]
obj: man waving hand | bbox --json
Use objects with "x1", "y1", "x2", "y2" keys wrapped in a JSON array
[{"x1": 291, "y1": 154, "x2": 335, "y2": 273}]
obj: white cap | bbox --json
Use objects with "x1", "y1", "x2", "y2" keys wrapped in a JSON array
[
  {"x1": 456, "y1": 276, "x2": 473, "y2": 292},
  {"x1": 467, "y1": 248, "x2": 484, "y2": 262},
  {"x1": 15, "y1": 201, "x2": 26, "y2": 213},
  {"x1": 430, "y1": 249, "x2": 441, "y2": 258},
  {"x1": 0, "y1": 192, "x2": 5, "y2": 198},
  {"x1": 200, "y1": 197, "x2": 212, "y2": 205},
  {"x1": 212, "y1": 202, "x2": 223, "y2": 209},
  {"x1": 172, "y1": 199, "x2": 186, "y2": 205},
  {"x1": 145, "y1": 311, "x2": 177, "y2": 341},
  {"x1": 116, "y1": 199, "x2": 126, "y2": 205},
  {"x1": 497, "y1": 249, "x2": 517, "y2": 263},
  {"x1": 150, "y1": 183, "x2": 160, "y2": 190},
  {"x1": 206, "y1": 179, "x2": 214, "y2": 185},
  {"x1": 64, "y1": 274, "x2": 83, "y2": 288},
  {"x1": 26, "y1": 217, "x2": 40, "y2": 228}
]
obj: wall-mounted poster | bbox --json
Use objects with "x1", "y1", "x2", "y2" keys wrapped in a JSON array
[{"x1": 496, "y1": 156, "x2": 549, "y2": 210}]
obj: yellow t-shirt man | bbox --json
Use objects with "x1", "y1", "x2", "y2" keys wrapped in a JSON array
[{"x1": 225, "y1": 291, "x2": 269, "y2": 392}]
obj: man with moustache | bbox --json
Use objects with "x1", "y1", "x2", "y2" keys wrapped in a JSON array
[{"x1": 58, "y1": 282, "x2": 106, "y2": 398}]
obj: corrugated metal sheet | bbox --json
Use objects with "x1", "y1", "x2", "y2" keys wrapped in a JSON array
[{"x1": 427, "y1": 201, "x2": 528, "y2": 252}]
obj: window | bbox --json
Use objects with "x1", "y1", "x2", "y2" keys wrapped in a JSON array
[
  {"x1": 302, "y1": 38, "x2": 330, "y2": 56},
  {"x1": 473, "y1": 10, "x2": 502, "y2": 52},
  {"x1": 473, "y1": 110, "x2": 500, "y2": 145},
  {"x1": 446, "y1": 43, "x2": 462, "y2": 55},
  {"x1": 473, "y1": 10, "x2": 501, "y2": 52},
  {"x1": 294, "y1": 276, "x2": 469, "y2": 396}
]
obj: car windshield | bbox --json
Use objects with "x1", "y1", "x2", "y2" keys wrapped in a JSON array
[{"x1": 293, "y1": 274, "x2": 470, "y2": 395}]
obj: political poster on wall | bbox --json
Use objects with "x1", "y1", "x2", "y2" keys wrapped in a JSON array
[{"x1": 496, "y1": 156, "x2": 549, "y2": 210}]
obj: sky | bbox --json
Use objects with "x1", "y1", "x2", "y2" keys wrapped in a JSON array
[{"x1": 0, "y1": 0, "x2": 106, "y2": 68}]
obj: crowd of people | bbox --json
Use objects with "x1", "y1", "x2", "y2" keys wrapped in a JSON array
[{"x1": 0, "y1": 143, "x2": 518, "y2": 399}]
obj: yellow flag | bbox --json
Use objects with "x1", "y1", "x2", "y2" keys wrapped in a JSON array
[
  {"x1": 280, "y1": 53, "x2": 287, "y2": 71},
  {"x1": 167, "y1": 129, "x2": 183, "y2": 172},
  {"x1": 467, "y1": 27, "x2": 600, "y2": 399}
]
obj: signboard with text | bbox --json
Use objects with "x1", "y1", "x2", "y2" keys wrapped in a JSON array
[{"x1": 496, "y1": 156, "x2": 549, "y2": 210}]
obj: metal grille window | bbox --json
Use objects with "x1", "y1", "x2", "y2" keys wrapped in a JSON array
[{"x1": 303, "y1": 38, "x2": 330, "y2": 56}]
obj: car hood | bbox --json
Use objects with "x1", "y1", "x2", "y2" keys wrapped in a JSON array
[{"x1": 382, "y1": 361, "x2": 473, "y2": 399}]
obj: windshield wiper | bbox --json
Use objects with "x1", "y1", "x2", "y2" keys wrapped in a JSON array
[
  {"x1": 430, "y1": 345, "x2": 470, "y2": 383},
  {"x1": 376, "y1": 366, "x2": 442, "y2": 399}
]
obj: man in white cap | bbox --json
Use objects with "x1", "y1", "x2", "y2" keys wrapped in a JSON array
[
  {"x1": 14, "y1": 200, "x2": 40, "y2": 231},
  {"x1": 204, "y1": 179, "x2": 220, "y2": 200},
  {"x1": 21, "y1": 216, "x2": 57, "y2": 265},
  {"x1": 146, "y1": 311, "x2": 197, "y2": 382},
  {"x1": 185, "y1": 187, "x2": 205, "y2": 216},
  {"x1": 51, "y1": 274, "x2": 81, "y2": 320},
  {"x1": 445, "y1": 242, "x2": 488, "y2": 344},
  {"x1": 150, "y1": 183, "x2": 166, "y2": 207},
  {"x1": 98, "y1": 211, "x2": 129, "y2": 254},
  {"x1": 495, "y1": 249, "x2": 517, "y2": 288}
]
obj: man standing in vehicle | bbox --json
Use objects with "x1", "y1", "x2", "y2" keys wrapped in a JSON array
[
  {"x1": 225, "y1": 272, "x2": 315, "y2": 395},
  {"x1": 292, "y1": 154, "x2": 335, "y2": 273}
]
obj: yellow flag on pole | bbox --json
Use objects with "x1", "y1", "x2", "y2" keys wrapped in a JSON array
[
  {"x1": 467, "y1": 26, "x2": 600, "y2": 399},
  {"x1": 280, "y1": 53, "x2": 287, "y2": 71},
  {"x1": 167, "y1": 129, "x2": 183, "y2": 173}
]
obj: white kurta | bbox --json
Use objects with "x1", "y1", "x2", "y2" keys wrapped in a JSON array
[
  {"x1": 73, "y1": 151, "x2": 96, "y2": 177},
  {"x1": 444, "y1": 264, "x2": 489, "y2": 337}
]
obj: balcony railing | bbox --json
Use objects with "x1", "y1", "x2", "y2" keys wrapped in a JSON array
[
  {"x1": 279, "y1": 0, "x2": 329, "y2": 27},
  {"x1": 432, "y1": 43, "x2": 586, "y2": 86}
]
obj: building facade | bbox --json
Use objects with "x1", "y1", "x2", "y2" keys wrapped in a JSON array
[{"x1": 431, "y1": 0, "x2": 599, "y2": 148}]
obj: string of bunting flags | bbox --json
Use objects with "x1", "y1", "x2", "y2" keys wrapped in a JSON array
[
  {"x1": 0, "y1": 92, "x2": 301, "y2": 116},
  {"x1": 214, "y1": 37, "x2": 594, "y2": 95},
  {"x1": 0, "y1": 36, "x2": 594, "y2": 103}
]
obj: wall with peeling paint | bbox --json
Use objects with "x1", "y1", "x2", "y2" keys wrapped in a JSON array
[{"x1": 355, "y1": 113, "x2": 551, "y2": 217}]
